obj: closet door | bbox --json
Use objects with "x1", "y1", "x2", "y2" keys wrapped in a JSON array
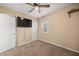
[{"x1": 0, "y1": 14, "x2": 16, "y2": 53}]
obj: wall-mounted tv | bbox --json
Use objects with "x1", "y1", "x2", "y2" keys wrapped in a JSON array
[{"x1": 17, "y1": 17, "x2": 32, "y2": 27}]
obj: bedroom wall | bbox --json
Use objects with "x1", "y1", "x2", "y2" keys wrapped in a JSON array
[
  {"x1": 38, "y1": 4, "x2": 79, "y2": 53},
  {"x1": 0, "y1": 6, "x2": 38, "y2": 46}
]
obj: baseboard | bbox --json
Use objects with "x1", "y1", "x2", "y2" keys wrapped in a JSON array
[
  {"x1": 16, "y1": 40, "x2": 36, "y2": 46},
  {"x1": 39, "y1": 39, "x2": 79, "y2": 54},
  {"x1": 0, "y1": 40, "x2": 37, "y2": 54}
]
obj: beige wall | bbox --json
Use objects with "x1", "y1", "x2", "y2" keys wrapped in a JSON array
[
  {"x1": 39, "y1": 4, "x2": 79, "y2": 52},
  {"x1": 0, "y1": 6, "x2": 37, "y2": 46}
]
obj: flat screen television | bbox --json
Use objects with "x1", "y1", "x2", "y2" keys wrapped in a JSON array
[{"x1": 17, "y1": 17, "x2": 32, "y2": 27}]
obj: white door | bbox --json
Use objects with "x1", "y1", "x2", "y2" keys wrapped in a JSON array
[{"x1": 0, "y1": 14, "x2": 16, "y2": 53}]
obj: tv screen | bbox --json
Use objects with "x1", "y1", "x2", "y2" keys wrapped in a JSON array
[{"x1": 17, "y1": 17, "x2": 32, "y2": 27}]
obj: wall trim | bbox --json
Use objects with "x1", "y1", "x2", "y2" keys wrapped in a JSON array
[
  {"x1": 0, "y1": 40, "x2": 38, "y2": 53},
  {"x1": 39, "y1": 39, "x2": 79, "y2": 54},
  {"x1": 16, "y1": 40, "x2": 36, "y2": 46}
]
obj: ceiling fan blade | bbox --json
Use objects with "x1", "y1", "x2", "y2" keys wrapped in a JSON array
[
  {"x1": 29, "y1": 8, "x2": 35, "y2": 13},
  {"x1": 39, "y1": 5, "x2": 50, "y2": 7},
  {"x1": 26, "y1": 3, "x2": 33, "y2": 6},
  {"x1": 38, "y1": 8, "x2": 40, "y2": 13}
]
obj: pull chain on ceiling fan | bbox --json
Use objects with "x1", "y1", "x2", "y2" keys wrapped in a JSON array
[{"x1": 26, "y1": 3, "x2": 50, "y2": 13}]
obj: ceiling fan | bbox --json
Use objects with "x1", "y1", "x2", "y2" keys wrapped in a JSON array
[{"x1": 26, "y1": 3, "x2": 50, "y2": 13}]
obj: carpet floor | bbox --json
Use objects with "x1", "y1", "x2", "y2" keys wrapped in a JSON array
[{"x1": 0, "y1": 40, "x2": 79, "y2": 56}]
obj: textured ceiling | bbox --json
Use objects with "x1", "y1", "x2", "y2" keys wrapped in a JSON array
[{"x1": 0, "y1": 3, "x2": 72, "y2": 18}]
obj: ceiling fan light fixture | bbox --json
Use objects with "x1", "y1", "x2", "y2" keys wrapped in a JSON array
[
  {"x1": 26, "y1": 3, "x2": 50, "y2": 13},
  {"x1": 35, "y1": 6, "x2": 39, "y2": 11}
]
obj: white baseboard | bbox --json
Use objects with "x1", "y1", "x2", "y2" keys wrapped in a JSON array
[
  {"x1": 0, "y1": 40, "x2": 37, "y2": 53},
  {"x1": 16, "y1": 40, "x2": 36, "y2": 46},
  {"x1": 39, "y1": 39, "x2": 79, "y2": 54}
]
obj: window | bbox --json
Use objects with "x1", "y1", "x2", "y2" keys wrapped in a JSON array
[{"x1": 41, "y1": 20, "x2": 48, "y2": 33}]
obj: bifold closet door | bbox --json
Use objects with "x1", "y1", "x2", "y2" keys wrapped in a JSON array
[{"x1": 0, "y1": 14, "x2": 16, "y2": 53}]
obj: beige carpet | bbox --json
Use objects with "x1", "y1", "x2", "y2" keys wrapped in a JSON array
[{"x1": 0, "y1": 40, "x2": 79, "y2": 56}]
